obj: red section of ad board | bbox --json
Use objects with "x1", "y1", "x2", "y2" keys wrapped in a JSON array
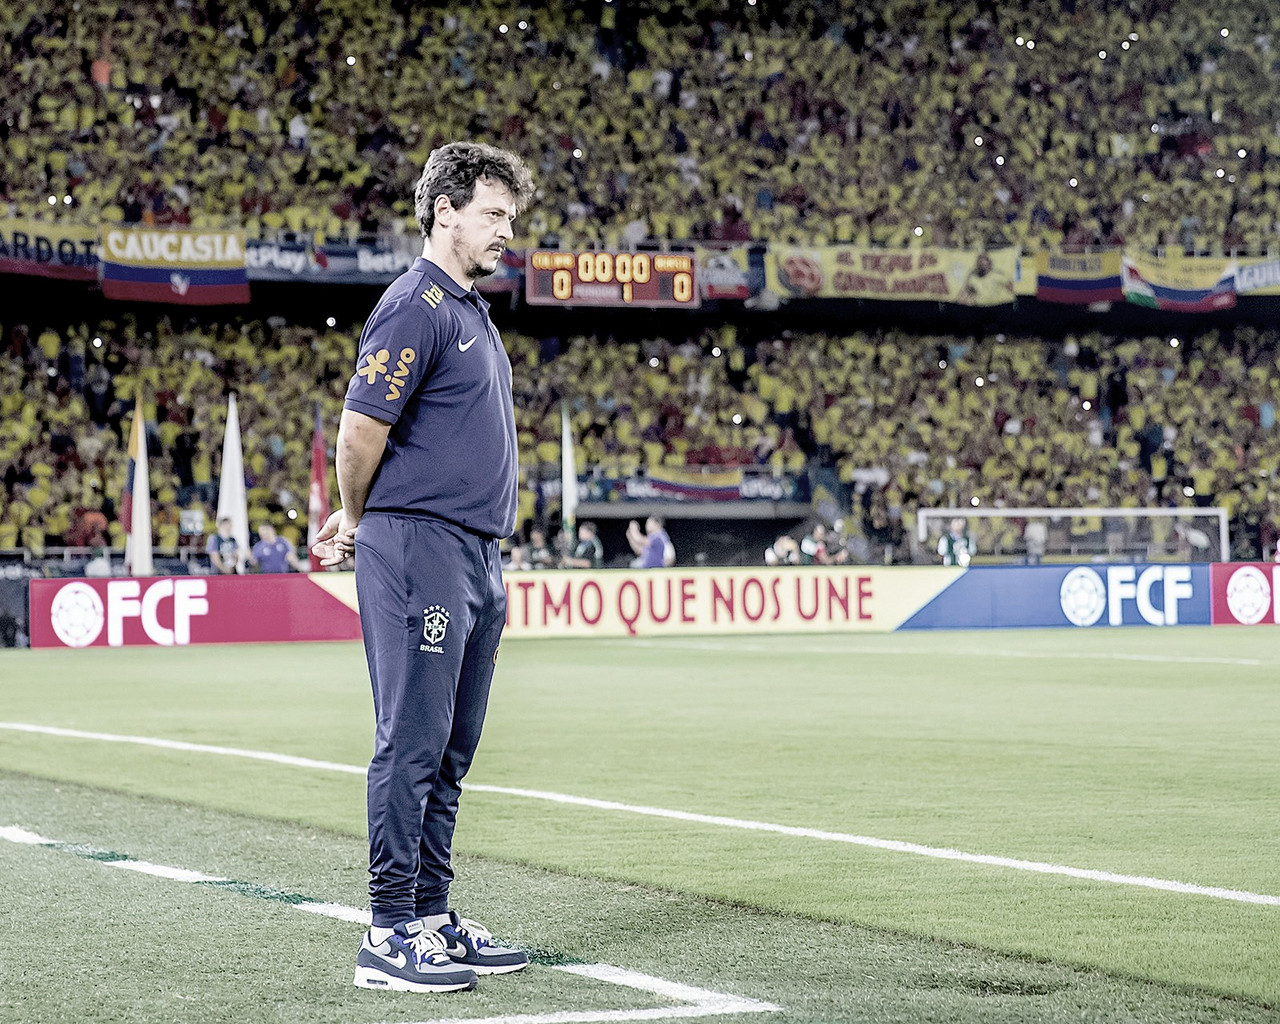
[
  {"x1": 29, "y1": 575, "x2": 363, "y2": 648},
  {"x1": 1209, "y1": 562, "x2": 1280, "y2": 625}
]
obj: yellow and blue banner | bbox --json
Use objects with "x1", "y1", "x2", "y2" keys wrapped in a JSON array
[
  {"x1": 1035, "y1": 249, "x2": 1123, "y2": 304},
  {"x1": 100, "y1": 228, "x2": 249, "y2": 305},
  {"x1": 1122, "y1": 252, "x2": 1235, "y2": 312},
  {"x1": 0, "y1": 218, "x2": 98, "y2": 281},
  {"x1": 647, "y1": 467, "x2": 745, "y2": 502}
]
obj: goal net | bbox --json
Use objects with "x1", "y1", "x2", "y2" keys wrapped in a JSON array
[{"x1": 916, "y1": 507, "x2": 1229, "y2": 565}]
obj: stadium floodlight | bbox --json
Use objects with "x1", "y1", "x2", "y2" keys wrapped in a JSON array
[{"x1": 917, "y1": 506, "x2": 1229, "y2": 564}]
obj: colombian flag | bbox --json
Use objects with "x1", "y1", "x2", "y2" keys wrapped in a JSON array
[
  {"x1": 1035, "y1": 249, "x2": 1123, "y2": 305},
  {"x1": 100, "y1": 228, "x2": 250, "y2": 305}
]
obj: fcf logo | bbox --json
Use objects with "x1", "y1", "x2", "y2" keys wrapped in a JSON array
[{"x1": 48, "y1": 579, "x2": 210, "y2": 647}]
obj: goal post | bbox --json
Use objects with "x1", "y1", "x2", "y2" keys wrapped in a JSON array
[{"x1": 916, "y1": 507, "x2": 1229, "y2": 564}]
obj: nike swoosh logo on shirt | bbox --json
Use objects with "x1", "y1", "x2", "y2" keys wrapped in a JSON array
[{"x1": 459, "y1": 335, "x2": 478, "y2": 352}]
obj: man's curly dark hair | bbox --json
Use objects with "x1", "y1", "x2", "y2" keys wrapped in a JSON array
[{"x1": 413, "y1": 142, "x2": 535, "y2": 238}]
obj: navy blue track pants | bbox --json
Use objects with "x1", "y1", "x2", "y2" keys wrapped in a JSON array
[{"x1": 354, "y1": 511, "x2": 506, "y2": 927}]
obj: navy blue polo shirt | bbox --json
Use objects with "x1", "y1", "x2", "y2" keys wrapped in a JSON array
[{"x1": 344, "y1": 258, "x2": 518, "y2": 539}]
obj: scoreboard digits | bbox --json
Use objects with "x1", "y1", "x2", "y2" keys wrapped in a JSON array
[{"x1": 526, "y1": 249, "x2": 700, "y2": 308}]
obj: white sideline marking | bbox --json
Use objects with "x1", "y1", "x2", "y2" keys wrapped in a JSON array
[
  {"x1": 0, "y1": 824, "x2": 776, "y2": 1024},
  {"x1": 0, "y1": 722, "x2": 366, "y2": 775},
  {"x1": 297, "y1": 900, "x2": 372, "y2": 925},
  {"x1": 613, "y1": 639, "x2": 1267, "y2": 667},
  {"x1": 0, "y1": 824, "x2": 52, "y2": 845},
  {"x1": 3, "y1": 722, "x2": 1278, "y2": 907},
  {"x1": 109, "y1": 860, "x2": 224, "y2": 883},
  {"x1": 386, "y1": 965, "x2": 777, "y2": 1024}
]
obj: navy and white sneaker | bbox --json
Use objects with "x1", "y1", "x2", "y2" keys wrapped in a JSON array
[
  {"x1": 437, "y1": 912, "x2": 530, "y2": 974},
  {"x1": 353, "y1": 920, "x2": 479, "y2": 992}
]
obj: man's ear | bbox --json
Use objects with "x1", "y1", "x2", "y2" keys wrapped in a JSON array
[{"x1": 433, "y1": 194, "x2": 453, "y2": 228}]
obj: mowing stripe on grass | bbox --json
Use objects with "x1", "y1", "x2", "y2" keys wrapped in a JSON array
[
  {"x1": 4, "y1": 722, "x2": 1278, "y2": 908},
  {"x1": 0, "y1": 825, "x2": 778, "y2": 1023},
  {"x1": 615, "y1": 639, "x2": 1268, "y2": 667}
]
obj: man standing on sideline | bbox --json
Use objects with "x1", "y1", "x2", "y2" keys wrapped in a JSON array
[
  {"x1": 206, "y1": 516, "x2": 242, "y2": 573},
  {"x1": 626, "y1": 515, "x2": 675, "y2": 567},
  {"x1": 562, "y1": 520, "x2": 604, "y2": 568},
  {"x1": 249, "y1": 521, "x2": 302, "y2": 573},
  {"x1": 938, "y1": 517, "x2": 975, "y2": 566},
  {"x1": 312, "y1": 142, "x2": 535, "y2": 994}
]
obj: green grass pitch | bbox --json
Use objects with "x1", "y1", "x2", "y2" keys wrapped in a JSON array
[{"x1": 1, "y1": 627, "x2": 1279, "y2": 1023}]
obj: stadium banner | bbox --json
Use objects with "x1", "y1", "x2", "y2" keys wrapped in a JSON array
[
  {"x1": 898, "y1": 563, "x2": 1212, "y2": 630},
  {"x1": 100, "y1": 228, "x2": 250, "y2": 304},
  {"x1": 695, "y1": 244, "x2": 753, "y2": 300},
  {"x1": 1210, "y1": 562, "x2": 1280, "y2": 625},
  {"x1": 648, "y1": 466, "x2": 745, "y2": 501},
  {"x1": 0, "y1": 218, "x2": 99, "y2": 281},
  {"x1": 28, "y1": 575, "x2": 362, "y2": 648},
  {"x1": 244, "y1": 240, "x2": 521, "y2": 291},
  {"x1": 311, "y1": 566, "x2": 963, "y2": 638},
  {"x1": 32, "y1": 563, "x2": 1263, "y2": 647},
  {"x1": 1232, "y1": 255, "x2": 1280, "y2": 298},
  {"x1": 764, "y1": 246, "x2": 1017, "y2": 305},
  {"x1": 1122, "y1": 252, "x2": 1235, "y2": 312},
  {"x1": 582, "y1": 470, "x2": 803, "y2": 502},
  {"x1": 1035, "y1": 249, "x2": 1123, "y2": 304}
]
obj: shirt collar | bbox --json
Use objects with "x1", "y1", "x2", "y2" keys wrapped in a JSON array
[{"x1": 414, "y1": 257, "x2": 487, "y2": 309}]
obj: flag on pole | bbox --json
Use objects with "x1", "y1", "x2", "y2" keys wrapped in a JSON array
[
  {"x1": 122, "y1": 384, "x2": 153, "y2": 576},
  {"x1": 307, "y1": 403, "x2": 330, "y2": 572},
  {"x1": 560, "y1": 400, "x2": 578, "y2": 545},
  {"x1": 216, "y1": 392, "x2": 251, "y2": 573}
]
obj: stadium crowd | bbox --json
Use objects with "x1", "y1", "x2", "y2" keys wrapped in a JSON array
[
  {"x1": 3, "y1": 315, "x2": 1278, "y2": 564},
  {"x1": 4, "y1": 0, "x2": 1280, "y2": 252}
]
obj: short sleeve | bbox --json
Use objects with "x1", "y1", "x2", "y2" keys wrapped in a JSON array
[{"x1": 343, "y1": 302, "x2": 440, "y2": 425}]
